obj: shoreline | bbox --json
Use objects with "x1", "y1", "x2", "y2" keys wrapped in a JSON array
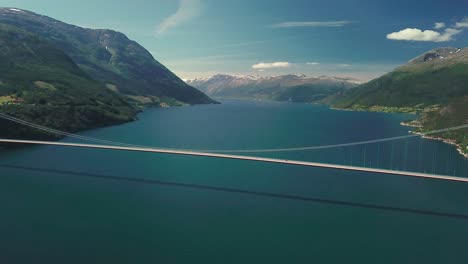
[
  {"x1": 401, "y1": 121, "x2": 468, "y2": 159},
  {"x1": 420, "y1": 134, "x2": 468, "y2": 158},
  {"x1": 332, "y1": 105, "x2": 468, "y2": 159},
  {"x1": 0, "y1": 102, "x2": 204, "y2": 147}
]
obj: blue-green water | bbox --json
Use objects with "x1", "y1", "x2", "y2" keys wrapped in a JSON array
[{"x1": 1, "y1": 100, "x2": 468, "y2": 263}]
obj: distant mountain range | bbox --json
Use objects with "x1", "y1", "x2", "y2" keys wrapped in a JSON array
[
  {"x1": 0, "y1": 7, "x2": 214, "y2": 140},
  {"x1": 187, "y1": 74, "x2": 360, "y2": 103},
  {"x1": 1, "y1": 7, "x2": 465, "y2": 155},
  {"x1": 334, "y1": 47, "x2": 468, "y2": 156}
]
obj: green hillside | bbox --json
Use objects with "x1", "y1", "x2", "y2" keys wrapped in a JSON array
[
  {"x1": 334, "y1": 47, "x2": 468, "y2": 156},
  {"x1": 0, "y1": 7, "x2": 215, "y2": 105},
  {"x1": 270, "y1": 83, "x2": 351, "y2": 102},
  {"x1": 334, "y1": 63, "x2": 468, "y2": 110},
  {"x1": 418, "y1": 97, "x2": 468, "y2": 156},
  {"x1": 0, "y1": 23, "x2": 137, "y2": 140}
]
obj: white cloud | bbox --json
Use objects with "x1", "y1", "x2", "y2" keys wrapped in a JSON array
[
  {"x1": 387, "y1": 18, "x2": 468, "y2": 42},
  {"x1": 252, "y1": 62, "x2": 291, "y2": 69},
  {"x1": 455, "y1": 18, "x2": 468, "y2": 28},
  {"x1": 271, "y1": 21, "x2": 352, "y2": 28},
  {"x1": 438, "y1": 28, "x2": 464, "y2": 41},
  {"x1": 338, "y1": 64, "x2": 351, "y2": 67},
  {"x1": 386, "y1": 27, "x2": 462, "y2": 42},
  {"x1": 306, "y1": 62, "x2": 320, "y2": 65},
  {"x1": 156, "y1": 0, "x2": 201, "y2": 35},
  {"x1": 434, "y1": 22, "x2": 446, "y2": 29}
]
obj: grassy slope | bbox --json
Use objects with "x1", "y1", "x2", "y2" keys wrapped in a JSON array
[
  {"x1": 270, "y1": 84, "x2": 351, "y2": 103},
  {"x1": 0, "y1": 8, "x2": 215, "y2": 105},
  {"x1": 334, "y1": 63, "x2": 468, "y2": 109},
  {"x1": 333, "y1": 52, "x2": 468, "y2": 156},
  {"x1": 418, "y1": 97, "x2": 468, "y2": 156},
  {"x1": 0, "y1": 24, "x2": 137, "y2": 140}
]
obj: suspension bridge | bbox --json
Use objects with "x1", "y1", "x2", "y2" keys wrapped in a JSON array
[
  {"x1": 0, "y1": 112, "x2": 467, "y2": 182},
  {"x1": 1, "y1": 112, "x2": 468, "y2": 220},
  {"x1": 1, "y1": 138, "x2": 468, "y2": 182}
]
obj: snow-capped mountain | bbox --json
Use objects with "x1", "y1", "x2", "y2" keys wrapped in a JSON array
[
  {"x1": 186, "y1": 74, "x2": 360, "y2": 102},
  {"x1": 407, "y1": 47, "x2": 467, "y2": 65}
]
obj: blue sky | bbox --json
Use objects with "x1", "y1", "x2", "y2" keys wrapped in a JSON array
[{"x1": 1, "y1": 0, "x2": 467, "y2": 80}]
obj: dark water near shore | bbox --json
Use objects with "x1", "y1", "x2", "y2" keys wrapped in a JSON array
[{"x1": 1, "y1": 99, "x2": 467, "y2": 263}]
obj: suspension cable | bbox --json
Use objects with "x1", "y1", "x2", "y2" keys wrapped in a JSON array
[{"x1": 0, "y1": 112, "x2": 466, "y2": 153}]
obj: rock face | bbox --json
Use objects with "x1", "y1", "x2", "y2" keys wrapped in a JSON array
[
  {"x1": 408, "y1": 47, "x2": 465, "y2": 65},
  {"x1": 0, "y1": 7, "x2": 215, "y2": 105},
  {"x1": 187, "y1": 74, "x2": 359, "y2": 102}
]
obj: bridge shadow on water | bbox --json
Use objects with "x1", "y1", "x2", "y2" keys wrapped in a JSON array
[{"x1": 2, "y1": 163, "x2": 468, "y2": 221}]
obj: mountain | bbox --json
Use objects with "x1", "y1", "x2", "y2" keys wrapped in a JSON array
[
  {"x1": 0, "y1": 7, "x2": 216, "y2": 141},
  {"x1": 187, "y1": 74, "x2": 360, "y2": 103},
  {"x1": 334, "y1": 47, "x2": 468, "y2": 110},
  {"x1": 0, "y1": 23, "x2": 137, "y2": 139},
  {"x1": 0, "y1": 7, "x2": 215, "y2": 106},
  {"x1": 334, "y1": 47, "x2": 468, "y2": 156}
]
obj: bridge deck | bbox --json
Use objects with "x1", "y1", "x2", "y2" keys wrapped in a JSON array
[{"x1": 1, "y1": 139, "x2": 467, "y2": 183}]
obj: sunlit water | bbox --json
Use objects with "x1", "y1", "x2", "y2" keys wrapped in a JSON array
[{"x1": 1, "y1": 99, "x2": 467, "y2": 263}]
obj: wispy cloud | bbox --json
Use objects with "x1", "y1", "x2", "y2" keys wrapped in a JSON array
[
  {"x1": 387, "y1": 18, "x2": 467, "y2": 42},
  {"x1": 220, "y1": 39, "x2": 272, "y2": 48},
  {"x1": 434, "y1": 22, "x2": 446, "y2": 29},
  {"x1": 205, "y1": 35, "x2": 307, "y2": 51},
  {"x1": 455, "y1": 18, "x2": 468, "y2": 28},
  {"x1": 306, "y1": 62, "x2": 320, "y2": 65},
  {"x1": 156, "y1": 0, "x2": 201, "y2": 35},
  {"x1": 271, "y1": 21, "x2": 352, "y2": 28},
  {"x1": 252, "y1": 62, "x2": 291, "y2": 69},
  {"x1": 162, "y1": 52, "x2": 254, "y2": 66}
]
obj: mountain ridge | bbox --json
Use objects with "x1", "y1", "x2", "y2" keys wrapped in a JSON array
[
  {"x1": 0, "y1": 7, "x2": 215, "y2": 105},
  {"x1": 333, "y1": 46, "x2": 468, "y2": 156},
  {"x1": 0, "y1": 7, "x2": 215, "y2": 140},
  {"x1": 187, "y1": 73, "x2": 359, "y2": 103},
  {"x1": 0, "y1": 23, "x2": 138, "y2": 140}
]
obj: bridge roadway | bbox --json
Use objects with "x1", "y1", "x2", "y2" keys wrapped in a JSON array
[{"x1": 1, "y1": 139, "x2": 467, "y2": 183}]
